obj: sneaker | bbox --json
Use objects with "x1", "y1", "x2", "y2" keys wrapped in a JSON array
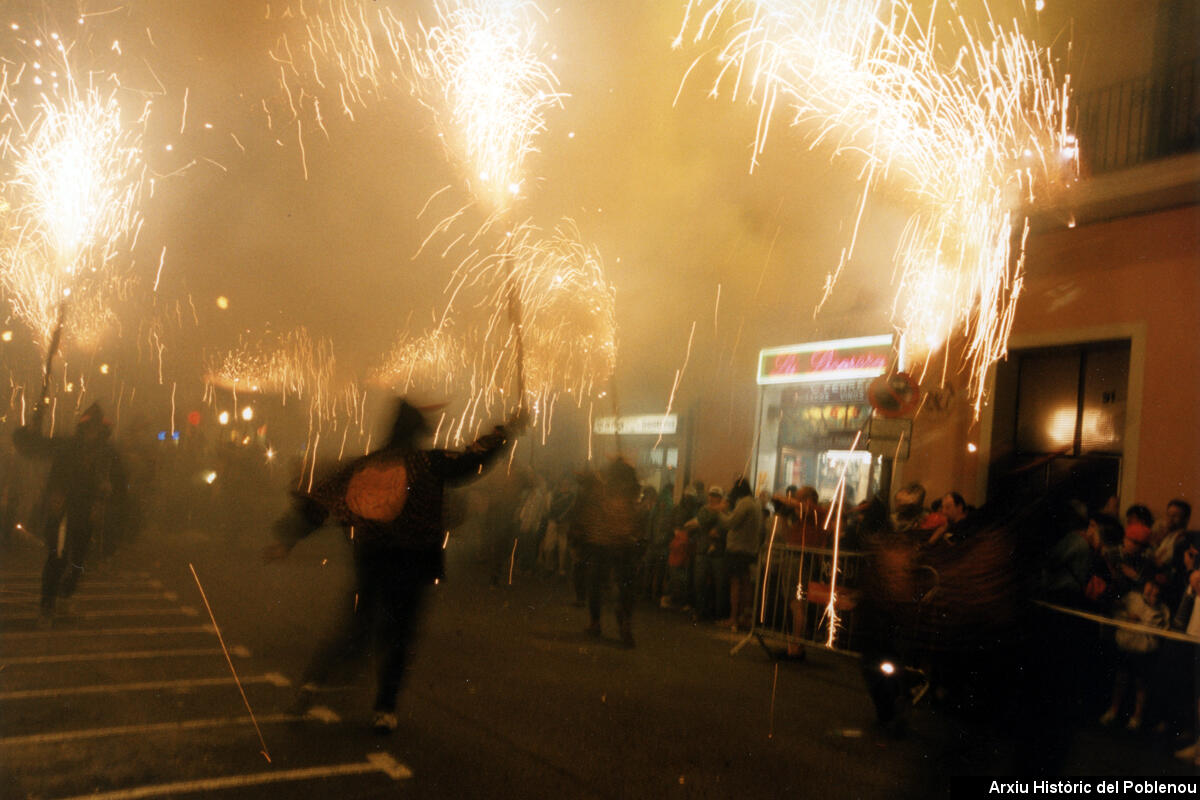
[
  {"x1": 1126, "y1": 716, "x2": 1142, "y2": 732},
  {"x1": 1098, "y1": 709, "x2": 1117, "y2": 726},
  {"x1": 372, "y1": 711, "x2": 398, "y2": 734}
]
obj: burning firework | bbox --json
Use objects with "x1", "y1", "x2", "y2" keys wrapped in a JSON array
[
  {"x1": 371, "y1": 320, "x2": 468, "y2": 396},
  {"x1": 269, "y1": 0, "x2": 562, "y2": 212},
  {"x1": 0, "y1": 34, "x2": 148, "y2": 353},
  {"x1": 676, "y1": 0, "x2": 1075, "y2": 413},
  {"x1": 205, "y1": 327, "x2": 335, "y2": 411},
  {"x1": 399, "y1": 0, "x2": 564, "y2": 216},
  {"x1": 451, "y1": 220, "x2": 616, "y2": 411}
]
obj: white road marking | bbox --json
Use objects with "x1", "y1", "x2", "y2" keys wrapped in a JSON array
[
  {"x1": 1, "y1": 606, "x2": 199, "y2": 621},
  {"x1": 0, "y1": 672, "x2": 291, "y2": 701},
  {"x1": 2, "y1": 645, "x2": 251, "y2": 665},
  {"x1": 2, "y1": 625, "x2": 215, "y2": 640},
  {"x1": 0, "y1": 707, "x2": 340, "y2": 747},
  {"x1": 0, "y1": 579, "x2": 161, "y2": 589},
  {"x1": 54, "y1": 754, "x2": 413, "y2": 799},
  {"x1": 0, "y1": 593, "x2": 177, "y2": 604}
]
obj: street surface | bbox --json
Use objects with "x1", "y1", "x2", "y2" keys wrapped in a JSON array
[{"x1": 1, "y1": 528, "x2": 1193, "y2": 799}]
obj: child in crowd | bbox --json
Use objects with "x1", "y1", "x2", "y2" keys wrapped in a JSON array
[
  {"x1": 1100, "y1": 575, "x2": 1169, "y2": 731},
  {"x1": 664, "y1": 526, "x2": 692, "y2": 609}
]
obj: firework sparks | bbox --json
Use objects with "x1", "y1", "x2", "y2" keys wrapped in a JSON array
[
  {"x1": 205, "y1": 327, "x2": 329, "y2": 399},
  {"x1": 677, "y1": 0, "x2": 1075, "y2": 414},
  {"x1": 447, "y1": 220, "x2": 616, "y2": 423},
  {"x1": 270, "y1": 0, "x2": 562, "y2": 217},
  {"x1": 818, "y1": 430, "x2": 862, "y2": 648},
  {"x1": 269, "y1": 0, "x2": 397, "y2": 134},
  {"x1": 371, "y1": 320, "x2": 467, "y2": 396},
  {"x1": 0, "y1": 31, "x2": 148, "y2": 354},
  {"x1": 400, "y1": 0, "x2": 563, "y2": 216}
]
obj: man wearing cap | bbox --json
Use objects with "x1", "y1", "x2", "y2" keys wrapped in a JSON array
[
  {"x1": 13, "y1": 402, "x2": 127, "y2": 625},
  {"x1": 264, "y1": 399, "x2": 526, "y2": 733}
]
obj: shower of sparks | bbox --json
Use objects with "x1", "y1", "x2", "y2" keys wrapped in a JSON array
[
  {"x1": 445, "y1": 219, "x2": 616, "y2": 432},
  {"x1": 269, "y1": 0, "x2": 399, "y2": 138},
  {"x1": 676, "y1": 0, "x2": 1076, "y2": 415},
  {"x1": 205, "y1": 327, "x2": 332, "y2": 403},
  {"x1": 0, "y1": 32, "x2": 149, "y2": 354},
  {"x1": 399, "y1": 0, "x2": 564, "y2": 216},
  {"x1": 270, "y1": 0, "x2": 562, "y2": 221},
  {"x1": 817, "y1": 430, "x2": 861, "y2": 648},
  {"x1": 371, "y1": 320, "x2": 467, "y2": 396},
  {"x1": 759, "y1": 513, "x2": 779, "y2": 624},
  {"x1": 203, "y1": 325, "x2": 353, "y2": 457}
]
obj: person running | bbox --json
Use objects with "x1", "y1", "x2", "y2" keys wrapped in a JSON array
[
  {"x1": 13, "y1": 402, "x2": 127, "y2": 626},
  {"x1": 578, "y1": 458, "x2": 645, "y2": 648},
  {"x1": 264, "y1": 398, "x2": 527, "y2": 733}
]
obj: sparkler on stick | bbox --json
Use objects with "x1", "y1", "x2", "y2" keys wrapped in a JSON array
[
  {"x1": 449, "y1": 220, "x2": 616, "y2": 416},
  {"x1": 399, "y1": 0, "x2": 564, "y2": 218},
  {"x1": 504, "y1": 256, "x2": 528, "y2": 406},
  {"x1": 400, "y1": 0, "x2": 564, "y2": 418},
  {"x1": 677, "y1": 0, "x2": 1076, "y2": 414},
  {"x1": 0, "y1": 28, "x2": 148, "y2": 391}
]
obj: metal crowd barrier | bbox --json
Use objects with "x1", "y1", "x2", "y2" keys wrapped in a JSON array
[{"x1": 734, "y1": 541, "x2": 870, "y2": 657}]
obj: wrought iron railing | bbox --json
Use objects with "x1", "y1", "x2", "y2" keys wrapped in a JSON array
[{"x1": 1073, "y1": 58, "x2": 1200, "y2": 174}]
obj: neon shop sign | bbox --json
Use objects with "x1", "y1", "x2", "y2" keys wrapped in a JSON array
[{"x1": 757, "y1": 335, "x2": 892, "y2": 385}]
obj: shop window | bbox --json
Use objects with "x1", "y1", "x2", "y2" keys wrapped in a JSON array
[
  {"x1": 1015, "y1": 351, "x2": 1081, "y2": 453},
  {"x1": 1013, "y1": 342, "x2": 1129, "y2": 457},
  {"x1": 989, "y1": 340, "x2": 1129, "y2": 509}
]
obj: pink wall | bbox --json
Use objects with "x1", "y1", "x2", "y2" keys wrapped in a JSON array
[
  {"x1": 693, "y1": 204, "x2": 1199, "y2": 516},
  {"x1": 1015, "y1": 204, "x2": 1200, "y2": 511},
  {"x1": 901, "y1": 204, "x2": 1200, "y2": 514}
]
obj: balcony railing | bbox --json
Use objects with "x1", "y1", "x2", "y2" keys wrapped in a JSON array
[{"x1": 1073, "y1": 58, "x2": 1200, "y2": 174}]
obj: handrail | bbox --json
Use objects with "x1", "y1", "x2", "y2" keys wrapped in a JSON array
[
  {"x1": 1035, "y1": 600, "x2": 1200, "y2": 646},
  {"x1": 1074, "y1": 58, "x2": 1200, "y2": 174}
]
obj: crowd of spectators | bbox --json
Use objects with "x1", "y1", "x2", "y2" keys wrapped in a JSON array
[
  {"x1": 1041, "y1": 497, "x2": 1199, "y2": 762},
  {"x1": 472, "y1": 462, "x2": 1198, "y2": 763}
]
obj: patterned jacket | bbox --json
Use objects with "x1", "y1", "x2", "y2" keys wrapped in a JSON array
[{"x1": 276, "y1": 425, "x2": 514, "y2": 579}]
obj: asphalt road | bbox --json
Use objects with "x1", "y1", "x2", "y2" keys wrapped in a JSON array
[{"x1": 1, "y1": 527, "x2": 1194, "y2": 799}]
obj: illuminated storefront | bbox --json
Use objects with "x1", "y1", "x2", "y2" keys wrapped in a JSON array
[
  {"x1": 752, "y1": 335, "x2": 893, "y2": 501},
  {"x1": 591, "y1": 413, "x2": 686, "y2": 490}
]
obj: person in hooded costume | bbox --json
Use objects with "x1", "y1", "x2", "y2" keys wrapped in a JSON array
[
  {"x1": 264, "y1": 399, "x2": 526, "y2": 733},
  {"x1": 13, "y1": 401, "x2": 127, "y2": 623}
]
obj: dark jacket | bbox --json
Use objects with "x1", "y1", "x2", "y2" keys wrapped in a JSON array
[
  {"x1": 276, "y1": 424, "x2": 514, "y2": 580},
  {"x1": 13, "y1": 423, "x2": 126, "y2": 523}
]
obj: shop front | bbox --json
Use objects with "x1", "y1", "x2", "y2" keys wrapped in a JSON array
[
  {"x1": 753, "y1": 335, "x2": 894, "y2": 504},
  {"x1": 591, "y1": 413, "x2": 687, "y2": 491}
]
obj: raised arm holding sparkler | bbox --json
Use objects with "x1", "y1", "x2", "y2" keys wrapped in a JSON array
[{"x1": 263, "y1": 398, "x2": 527, "y2": 734}]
